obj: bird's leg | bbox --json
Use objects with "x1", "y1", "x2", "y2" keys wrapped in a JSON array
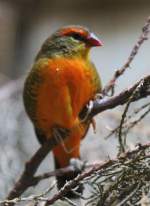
[
  {"x1": 80, "y1": 100, "x2": 94, "y2": 123},
  {"x1": 69, "y1": 158, "x2": 85, "y2": 194},
  {"x1": 90, "y1": 93, "x2": 105, "y2": 133},
  {"x1": 52, "y1": 126, "x2": 79, "y2": 154},
  {"x1": 79, "y1": 101, "x2": 97, "y2": 133},
  {"x1": 94, "y1": 93, "x2": 104, "y2": 99},
  {"x1": 69, "y1": 158, "x2": 86, "y2": 171}
]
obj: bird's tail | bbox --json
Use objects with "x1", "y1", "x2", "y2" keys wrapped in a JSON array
[
  {"x1": 53, "y1": 131, "x2": 83, "y2": 198},
  {"x1": 35, "y1": 119, "x2": 90, "y2": 197},
  {"x1": 53, "y1": 118, "x2": 90, "y2": 197},
  {"x1": 53, "y1": 155, "x2": 83, "y2": 197}
]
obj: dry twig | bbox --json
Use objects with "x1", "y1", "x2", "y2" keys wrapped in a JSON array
[
  {"x1": 44, "y1": 143, "x2": 150, "y2": 205},
  {"x1": 3, "y1": 75, "x2": 150, "y2": 205},
  {"x1": 105, "y1": 102, "x2": 150, "y2": 139},
  {"x1": 118, "y1": 79, "x2": 146, "y2": 154},
  {"x1": 2, "y1": 143, "x2": 150, "y2": 205},
  {"x1": 102, "y1": 16, "x2": 150, "y2": 95}
]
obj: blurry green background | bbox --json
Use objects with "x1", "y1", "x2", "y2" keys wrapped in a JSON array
[{"x1": 0, "y1": 0, "x2": 150, "y2": 201}]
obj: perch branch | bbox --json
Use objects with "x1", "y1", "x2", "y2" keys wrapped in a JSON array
[
  {"x1": 4, "y1": 74, "x2": 150, "y2": 204},
  {"x1": 45, "y1": 143, "x2": 150, "y2": 205},
  {"x1": 2, "y1": 143, "x2": 150, "y2": 205},
  {"x1": 89, "y1": 75, "x2": 150, "y2": 119}
]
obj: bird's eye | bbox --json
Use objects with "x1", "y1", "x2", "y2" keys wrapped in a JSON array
[{"x1": 71, "y1": 33, "x2": 85, "y2": 42}]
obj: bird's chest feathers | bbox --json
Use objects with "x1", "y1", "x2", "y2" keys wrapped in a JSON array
[{"x1": 36, "y1": 58, "x2": 95, "y2": 130}]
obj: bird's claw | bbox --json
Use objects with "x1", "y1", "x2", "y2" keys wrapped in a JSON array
[
  {"x1": 80, "y1": 100, "x2": 94, "y2": 123},
  {"x1": 95, "y1": 93, "x2": 103, "y2": 100},
  {"x1": 69, "y1": 158, "x2": 85, "y2": 172}
]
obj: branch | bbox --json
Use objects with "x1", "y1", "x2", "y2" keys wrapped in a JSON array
[
  {"x1": 117, "y1": 79, "x2": 150, "y2": 154},
  {"x1": 105, "y1": 102, "x2": 150, "y2": 139},
  {"x1": 4, "y1": 74, "x2": 150, "y2": 204},
  {"x1": 102, "y1": 16, "x2": 150, "y2": 95},
  {"x1": 6, "y1": 135, "x2": 69, "y2": 201},
  {"x1": 89, "y1": 75, "x2": 150, "y2": 119},
  {"x1": 2, "y1": 143, "x2": 150, "y2": 205},
  {"x1": 29, "y1": 165, "x2": 76, "y2": 186},
  {"x1": 0, "y1": 181, "x2": 56, "y2": 205},
  {"x1": 45, "y1": 143, "x2": 150, "y2": 205}
]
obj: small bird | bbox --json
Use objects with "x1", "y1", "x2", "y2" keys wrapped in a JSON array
[{"x1": 23, "y1": 25, "x2": 102, "y2": 196}]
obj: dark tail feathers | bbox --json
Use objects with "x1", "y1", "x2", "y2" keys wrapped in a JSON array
[{"x1": 54, "y1": 156, "x2": 83, "y2": 198}]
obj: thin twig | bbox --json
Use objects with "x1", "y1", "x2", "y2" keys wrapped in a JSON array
[
  {"x1": 44, "y1": 143, "x2": 150, "y2": 205},
  {"x1": 89, "y1": 75, "x2": 150, "y2": 119},
  {"x1": 116, "y1": 183, "x2": 141, "y2": 206},
  {"x1": 102, "y1": 16, "x2": 150, "y2": 95},
  {"x1": 118, "y1": 80, "x2": 143, "y2": 154},
  {"x1": 126, "y1": 105, "x2": 150, "y2": 133},
  {"x1": 105, "y1": 102, "x2": 150, "y2": 139},
  {"x1": 61, "y1": 197, "x2": 78, "y2": 206},
  {"x1": 0, "y1": 181, "x2": 56, "y2": 205},
  {"x1": 4, "y1": 75, "x2": 150, "y2": 205},
  {"x1": 6, "y1": 134, "x2": 69, "y2": 202},
  {"x1": 3, "y1": 76, "x2": 150, "y2": 204}
]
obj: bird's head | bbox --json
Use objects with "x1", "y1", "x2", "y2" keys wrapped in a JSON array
[
  {"x1": 36, "y1": 25, "x2": 103, "y2": 59},
  {"x1": 54, "y1": 26, "x2": 102, "y2": 47}
]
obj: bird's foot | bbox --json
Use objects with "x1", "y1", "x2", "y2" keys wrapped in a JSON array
[
  {"x1": 70, "y1": 158, "x2": 86, "y2": 172},
  {"x1": 80, "y1": 100, "x2": 94, "y2": 123},
  {"x1": 94, "y1": 93, "x2": 103, "y2": 100},
  {"x1": 68, "y1": 158, "x2": 85, "y2": 197},
  {"x1": 57, "y1": 158, "x2": 84, "y2": 198}
]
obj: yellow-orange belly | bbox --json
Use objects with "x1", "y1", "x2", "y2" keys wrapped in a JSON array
[{"x1": 24, "y1": 57, "x2": 99, "y2": 137}]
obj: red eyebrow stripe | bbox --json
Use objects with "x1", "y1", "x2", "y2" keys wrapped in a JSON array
[{"x1": 60, "y1": 28, "x2": 87, "y2": 37}]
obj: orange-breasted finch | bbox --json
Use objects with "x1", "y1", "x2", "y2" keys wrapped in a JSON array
[{"x1": 23, "y1": 25, "x2": 102, "y2": 196}]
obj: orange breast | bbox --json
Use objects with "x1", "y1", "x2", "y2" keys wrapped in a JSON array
[{"x1": 35, "y1": 57, "x2": 96, "y2": 136}]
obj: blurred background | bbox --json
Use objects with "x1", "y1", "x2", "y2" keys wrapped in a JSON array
[{"x1": 0, "y1": 0, "x2": 150, "y2": 202}]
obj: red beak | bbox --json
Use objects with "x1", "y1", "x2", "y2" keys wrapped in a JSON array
[{"x1": 87, "y1": 33, "x2": 103, "y2": 47}]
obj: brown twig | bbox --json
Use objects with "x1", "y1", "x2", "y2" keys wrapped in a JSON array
[
  {"x1": 118, "y1": 79, "x2": 144, "y2": 154},
  {"x1": 126, "y1": 106, "x2": 150, "y2": 133},
  {"x1": 6, "y1": 135, "x2": 69, "y2": 202},
  {"x1": 2, "y1": 143, "x2": 149, "y2": 206},
  {"x1": 3, "y1": 142, "x2": 150, "y2": 205},
  {"x1": 0, "y1": 181, "x2": 56, "y2": 205},
  {"x1": 89, "y1": 75, "x2": 150, "y2": 119},
  {"x1": 45, "y1": 143, "x2": 150, "y2": 205},
  {"x1": 4, "y1": 74, "x2": 150, "y2": 205},
  {"x1": 105, "y1": 102, "x2": 150, "y2": 139},
  {"x1": 102, "y1": 16, "x2": 150, "y2": 95},
  {"x1": 31, "y1": 165, "x2": 76, "y2": 185}
]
